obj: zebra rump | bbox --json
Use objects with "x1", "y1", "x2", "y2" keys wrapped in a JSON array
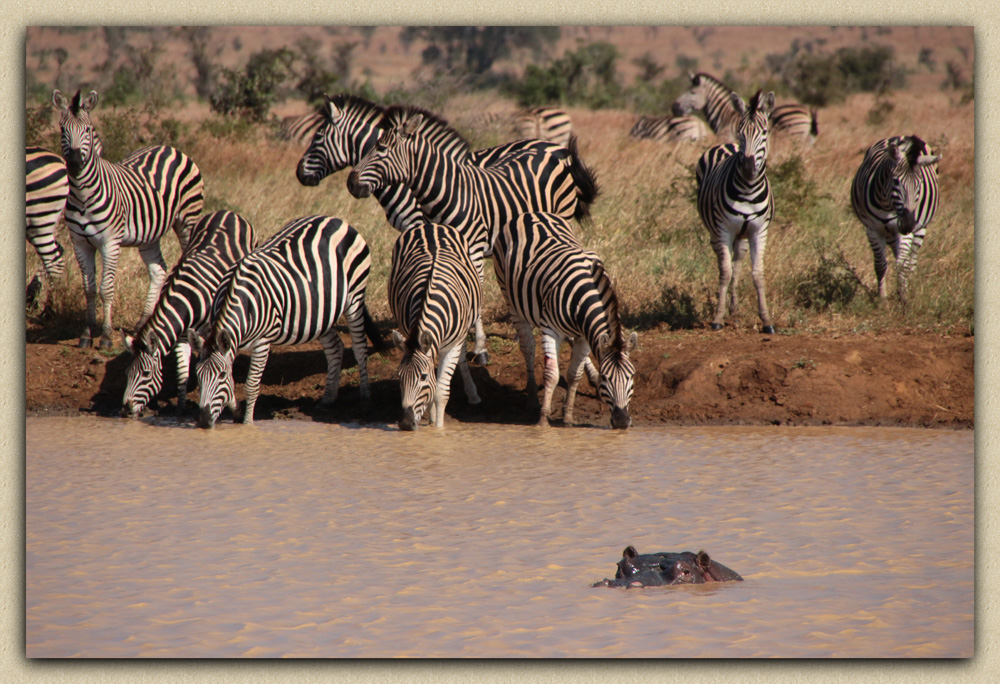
[
  {"x1": 122, "y1": 210, "x2": 258, "y2": 418},
  {"x1": 26, "y1": 146, "x2": 69, "y2": 304}
]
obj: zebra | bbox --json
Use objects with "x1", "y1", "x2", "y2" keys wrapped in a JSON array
[
  {"x1": 850, "y1": 135, "x2": 940, "y2": 304},
  {"x1": 388, "y1": 221, "x2": 483, "y2": 430},
  {"x1": 629, "y1": 115, "x2": 709, "y2": 145},
  {"x1": 696, "y1": 89, "x2": 777, "y2": 334},
  {"x1": 25, "y1": 146, "x2": 69, "y2": 305},
  {"x1": 769, "y1": 104, "x2": 819, "y2": 144},
  {"x1": 492, "y1": 212, "x2": 637, "y2": 429},
  {"x1": 514, "y1": 106, "x2": 574, "y2": 146},
  {"x1": 189, "y1": 215, "x2": 382, "y2": 429},
  {"x1": 278, "y1": 111, "x2": 324, "y2": 145},
  {"x1": 672, "y1": 72, "x2": 743, "y2": 141},
  {"x1": 121, "y1": 210, "x2": 258, "y2": 418},
  {"x1": 53, "y1": 89, "x2": 204, "y2": 350},
  {"x1": 346, "y1": 105, "x2": 599, "y2": 364}
]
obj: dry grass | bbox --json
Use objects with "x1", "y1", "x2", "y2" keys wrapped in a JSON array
[{"x1": 27, "y1": 86, "x2": 974, "y2": 342}]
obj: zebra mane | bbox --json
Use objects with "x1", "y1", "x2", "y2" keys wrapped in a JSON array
[
  {"x1": 592, "y1": 259, "x2": 625, "y2": 348},
  {"x1": 693, "y1": 72, "x2": 735, "y2": 97},
  {"x1": 381, "y1": 105, "x2": 472, "y2": 157},
  {"x1": 904, "y1": 134, "x2": 931, "y2": 165},
  {"x1": 70, "y1": 90, "x2": 85, "y2": 115},
  {"x1": 328, "y1": 93, "x2": 386, "y2": 124}
]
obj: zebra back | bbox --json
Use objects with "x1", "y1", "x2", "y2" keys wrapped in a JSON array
[
  {"x1": 279, "y1": 111, "x2": 324, "y2": 144},
  {"x1": 514, "y1": 107, "x2": 574, "y2": 147},
  {"x1": 630, "y1": 115, "x2": 708, "y2": 144},
  {"x1": 26, "y1": 146, "x2": 69, "y2": 279},
  {"x1": 770, "y1": 104, "x2": 818, "y2": 142},
  {"x1": 672, "y1": 72, "x2": 742, "y2": 139}
]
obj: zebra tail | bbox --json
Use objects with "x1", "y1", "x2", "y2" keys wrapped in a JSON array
[
  {"x1": 362, "y1": 304, "x2": 389, "y2": 353},
  {"x1": 567, "y1": 134, "x2": 600, "y2": 224},
  {"x1": 810, "y1": 108, "x2": 819, "y2": 138}
]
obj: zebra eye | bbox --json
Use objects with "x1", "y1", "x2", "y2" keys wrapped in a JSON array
[{"x1": 140, "y1": 369, "x2": 152, "y2": 379}]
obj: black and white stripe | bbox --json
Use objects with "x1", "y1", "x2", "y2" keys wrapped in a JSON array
[
  {"x1": 190, "y1": 215, "x2": 381, "y2": 428},
  {"x1": 770, "y1": 104, "x2": 818, "y2": 144},
  {"x1": 492, "y1": 212, "x2": 637, "y2": 429},
  {"x1": 279, "y1": 111, "x2": 324, "y2": 145},
  {"x1": 629, "y1": 114, "x2": 709, "y2": 144},
  {"x1": 514, "y1": 106, "x2": 574, "y2": 147},
  {"x1": 672, "y1": 72, "x2": 743, "y2": 141},
  {"x1": 696, "y1": 89, "x2": 776, "y2": 334},
  {"x1": 121, "y1": 211, "x2": 257, "y2": 418},
  {"x1": 850, "y1": 135, "x2": 940, "y2": 303},
  {"x1": 25, "y1": 146, "x2": 69, "y2": 301},
  {"x1": 388, "y1": 222, "x2": 483, "y2": 430},
  {"x1": 54, "y1": 89, "x2": 204, "y2": 349}
]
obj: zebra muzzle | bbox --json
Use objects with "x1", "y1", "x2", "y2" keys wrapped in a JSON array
[
  {"x1": 610, "y1": 407, "x2": 632, "y2": 430},
  {"x1": 346, "y1": 171, "x2": 370, "y2": 199},
  {"x1": 295, "y1": 160, "x2": 321, "y2": 187},
  {"x1": 197, "y1": 406, "x2": 216, "y2": 430},
  {"x1": 399, "y1": 406, "x2": 418, "y2": 431}
]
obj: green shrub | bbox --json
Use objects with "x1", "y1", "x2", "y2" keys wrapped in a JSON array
[
  {"x1": 210, "y1": 48, "x2": 295, "y2": 122},
  {"x1": 504, "y1": 41, "x2": 624, "y2": 109},
  {"x1": 793, "y1": 244, "x2": 869, "y2": 311}
]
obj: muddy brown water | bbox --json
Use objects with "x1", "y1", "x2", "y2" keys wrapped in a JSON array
[{"x1": 25, "y1": 417, "x2": 973, "y2": 658}]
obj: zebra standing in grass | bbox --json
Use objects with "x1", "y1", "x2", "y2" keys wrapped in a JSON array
[
  {"x1": 514, "y1": 106, "x2": 573, "y2": 146},
  {"x1": 279, "y1": 111, "x2": 324, "y2": 145},
  {"x1": 850, "y1": 135, "x2": 940, "y2": 304},
  {"x1": 388, "y1": 222, "x2": 483, "y2": 430},
  {"x1": 121, "y1": 211, "x2": 257, "y2": 418},
  {"x1": 672, "y1": 73, "x2": 744, "y2": 141},
  {"x1": 493, "y1": 212, "x2": 637, "y2": 429},
  {"x1": 696, "y1": 89, "x2": 777, "y2": 334},
  {"x1": 769, "y1": 104, "x2": 818, "y2": 144},
  {"x1": 190, "y1": 215, "x2": 381, "y2": 429},
  {"x1": 629, "y1": 114, "x2": 709, "y2": 145},
  {"x1": 347, "y1": 106, "x2": 599, "y2": 363},
  {"x1": 54, "y1": 89, "x2": 204, "y2": 350},
  {"x1": 25, "y1": 146, "x2": 69, "y2": 304}
]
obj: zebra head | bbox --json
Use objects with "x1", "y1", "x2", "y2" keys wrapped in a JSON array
[
  {"x1": 732, "y1": 90, "x2": 775, "y2": 180},
  {"x1": 392, "y1": 329, "x2": 438, "y2": 431},
  {"x1": 190, "y1": 328, "x2": 237, "y2": 430},
  {"x1": 672, "y1": 72, "x2": 706, "y2": 117},
  {"x1": 887, "y1": 136, "x2": 941, "y2": 235},
  {"x1": 347, "y1": 113, "x2": 424, "y2": 199},
  {"x1": 53, "y1": 90, "x2": 100, "y2": 175},
  {"x1": 596, "y1": 330, "x2": 639, "y2": 430},
  {"x1": 296, "y1": 95, "x2": 378, "y2": 187},
  {"x1": 121, "y1": 329, "x2": 168, "y2": 418}
]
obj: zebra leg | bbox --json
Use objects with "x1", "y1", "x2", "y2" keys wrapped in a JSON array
[
  {"x1": 96, "y1": 241, "x2": 124, "y2": 349},
  {"x1": 867, "y1": 229, "x2": 890, "y2": 300},
  {"x1": 471, "y1": 253, "x2": 489, "y2": 366},
  {"x1": 137, "y1": 243, "x2": 169, "y2": 332},
  {"x1": 710, "y1": 240, "x2": 735, "y2": 331},
  {"x1": 563, "y1": 337, "x2": 592, "y2": 426},
  {"x1": 342, "y1": 297, "x2": 372, "y2": 401},
  {"x1": 317, "y1": 331, "x2": 346, "y2": 407},
  {"x1": 895, "y1": 232, "x2": 920, "y2": 306},
  {"x1": 175, "y1": 340, "x2": 192, "y2": 414},
  {"x1": 729, "y1": 238, "x2": 749, "y2": 317},
  {"x1": 512, "y1": 315, "x2": 539, "y2": 406},
  {"x1": 433, "y1": 344, "x2": 466, "y2": 428},
  {"x1": 70, "y1": 235, "x2": 99, "y2": 348},
  {"x1": 242, "y1": 344, "x2": 271, "y2": 425},
  {"x1": 456, "y1": 341, "x2": 482, "y2": 406},
  {"x1": 538, "y1": 332, "x2": 562, "y2": 427},
  {"x1": 749, "y1": 233, "x2": 775, "y2": 334},
  {"x1": 172, "y1": 215, "x2": 193, "y2": 253}
]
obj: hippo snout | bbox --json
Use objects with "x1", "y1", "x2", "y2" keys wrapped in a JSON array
[
  {"x1": 347, "y1": 171, "x2": 370, "y2": 198},
  {"x1": 610, "y1": 407, "x2": 631, "y2": 430}
]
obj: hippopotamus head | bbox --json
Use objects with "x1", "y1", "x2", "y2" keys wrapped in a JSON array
[{"x1": 592, "y1": 546, "x2": 743, "y2": 588}]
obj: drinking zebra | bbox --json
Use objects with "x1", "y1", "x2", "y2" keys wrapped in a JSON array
[
  {"x1": 54, "y1": 89, "x2": 204, "y2": 350},
  {"x1": 673, "y1": 73, "x2": 817, "y2": 143},
  {"x1": 696, "y1": 89, "x2": 776, "y2": 334},
  {"x1": 388, "y1": 222, "x2": 483, "y2": 430},
  {"x1": 347, "y1": 106, "x2": 599, "y2": 365},
  {"x1": 25, "y1": 146, "x2": 69, "y2": 304},
  {"x1": 189, "y1": 216, "x2": 382, "y2": 429},
  {"x1": 850, "y1": 135, "x2": 940, "y2": 303},
  {"x1": 514, "y1": 106, "x2": 574, "y2": 146},
  {"x1": 629, "y1": 115, "x2": 709, "y2": 144},
  {"x1": 278, "y1": 111, "x2": 324, "y2": 145},
  {"x1": 121, "y1": 211, "x2": 258, "y2": 418},
  {"x1": 492, "y1": 212, "x2": 637, "y2": 429}
]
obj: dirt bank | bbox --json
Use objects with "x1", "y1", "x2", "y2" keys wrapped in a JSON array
[{"x1": 25, "y1": 324, "x2": 973, "y2": 429}]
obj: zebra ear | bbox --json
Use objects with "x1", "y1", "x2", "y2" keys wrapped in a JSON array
[
  {"x1": 83, "y1": 91, "x2": 99, "y2": 112},
  {"x1": 217, "y1": 330, "x2": 234, "y2": 355},
  {"x1": 187, "y1": 329, "x2": 205, "y2": 356},
  {"x1": 391, "y1": 330, "x2": 406, "y2": 351},
  {"x1": 689, "y1": 72, "x2": 698, "y2": 84},
  {"x1": 401, "y1": 113, "x2": 424, "y2": 137},
  {"x1": 52, "y1": 90, "x2": 69, "y2": 111},
  {"x1": 122, "y1": 331, "x2": 135, "y2": 356},
  {"x1": 417, "y1": 329, "x2": 434, "y2": 354},
  {"x1": 326, "y1": 95, "x2": 341, "y2": 121},
  {"x1": 626, "y1": 331, "x2": 638, "y2": 352},
  {"x1": 888, "y1": 140, "x2": 904, "y2": 161},
  {"x1": 147, "y1": 330, "x2": 161, "y2": 356},
  {"x1": 597, "y1": 332, "x2": 612, "y2": 355},
  {"x1": 730, "y1": 92, "x2": 747, "y2": 116},
  {"x1": 916, "y1": 153, "x2": 941, "y2": 167},
  {"x1": 755, "y1": 91, "x2": 775, "y2": 116}
]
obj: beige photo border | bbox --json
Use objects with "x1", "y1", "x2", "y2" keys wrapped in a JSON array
[{"x1": 4, "y1": 2, "x2": 994, "y2": 681}]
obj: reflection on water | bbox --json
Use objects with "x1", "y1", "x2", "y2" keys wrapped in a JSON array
[{"x1": 26, "y1": 417, "x2": 973, "y2": 657}]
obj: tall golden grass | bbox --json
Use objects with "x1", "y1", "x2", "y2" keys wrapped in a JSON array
[{"x1": 27, "y1": 87, "x2": 974, "y2": 343}]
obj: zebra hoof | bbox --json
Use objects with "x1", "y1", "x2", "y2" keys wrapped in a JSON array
[
  {"x1": 99, "y1": 337, "x2": 114, "y2": 351},
  {"x1": 473, "y1": 351, "x2": 490, "y2": 366},
  {"x1": 761, "y1": 325, "x2": 776, "y2": 335},
  {"x1": 710, "y1": 323, "x2": 724, "y2": 332},
  {"x1": 78, "y1": 336, "x2": 93, "y2": 349}
]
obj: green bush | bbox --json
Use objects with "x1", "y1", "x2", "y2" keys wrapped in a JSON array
[
  {"x1": 210, "y1": 48, "x2": 295, "y2": 122},
  {"x1": 504, "y1": 41, "x2": 624, "y2": 109},
  {"x1": 793, "y1": 244, "x2": 869, "y2": 311},
  {"x1": 766, "y1": 43, "x2": 907, "y2": 106}
]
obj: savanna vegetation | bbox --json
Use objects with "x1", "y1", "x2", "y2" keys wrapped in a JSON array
[{"x1": 24, "y1": 26, "x2": 974, "y2": 348}]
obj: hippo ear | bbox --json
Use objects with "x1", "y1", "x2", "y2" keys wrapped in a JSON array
[
  {"x1": 391, "y1": 330, "x2": 406, "y2": 351},
  {"x1": 696, "y1": 550, "x2": 712, "y2": 572},
  {"x1": 622, "y1": 545, "x2": 638, "y2": 559}
]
